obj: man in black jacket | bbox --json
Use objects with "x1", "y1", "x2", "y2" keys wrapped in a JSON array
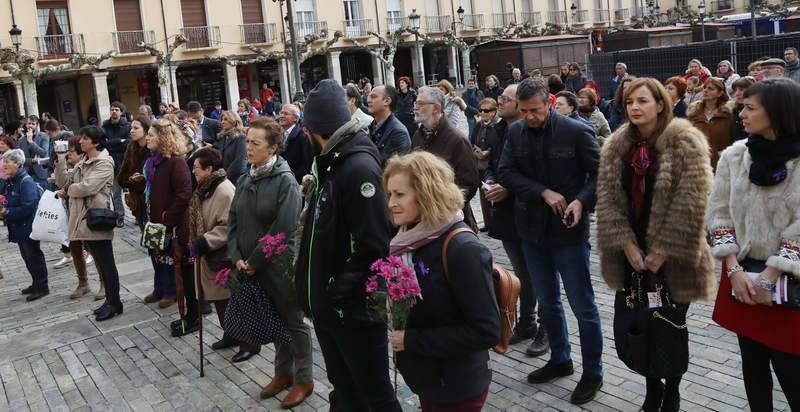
[
  {"x1": 187, "y1": 101, "x2": 222, "y2": 146},
  {"x1": 366, "y1": 85, "x2": 410, "y2": 167},
  {"x1": 296, "y1": 79, "x2": 402, "y2": 412},
  {"x1": 102, "y1": 102, "x2": 131, "y2": 226},
  {"x1": 461, "y1": 78, "x2": 485, "y2": 137},
  {"x1": 278, "y1": 103, "x2": 313, "y2": 183},
  {"x1": 498, "y1": 78, "x2": 603, "y2": 405}
]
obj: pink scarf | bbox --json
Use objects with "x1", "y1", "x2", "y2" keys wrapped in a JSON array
[{"x1": 390, "y1": 211, "x2": 464, "y2": 258}]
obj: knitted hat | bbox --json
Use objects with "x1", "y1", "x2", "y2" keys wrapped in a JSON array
[
  {"x1": 761, "y1": 58, "x2": 786, "y2": 68},
  {"x1": 303, "y1": 79, "x2": 351, "y2": 138}
]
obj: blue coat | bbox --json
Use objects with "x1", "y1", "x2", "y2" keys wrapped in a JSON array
[
  {"x1": 102, "y1": 118, "x2": 132, "y2": 174},
  {"x1": 282, "y1": 121, "x2": 313, "y2": 183},
  {"x1": 4, "y1": 168, "x2": 39, "y2": 243},
  {"x1": 672, "y1": 100, "x2": 688, "y2": 118},
  {"x1": 16, "y1": 131, "x2": 49, "y2": 180},
  {"x1": 216, "y1": 130, "x2": 248, "y2": 186},
  {"x1": 609, "y1": 104, "x2": 626, "y2": 132},
  {"x1": 370, "y1": 113, "x2": 411, "y2": 166}
]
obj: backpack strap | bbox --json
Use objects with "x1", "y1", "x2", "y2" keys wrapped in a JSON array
[{"x1": 442, "y1": 227, "x2": 477, "y2": 280}]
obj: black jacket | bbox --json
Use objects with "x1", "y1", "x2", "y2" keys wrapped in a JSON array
[
  {"x1": 369, "y1": 113, "x2": 411, "y2": 167},
  {"x1": 394, "y1": 88, "x2": 417, "y2": 136},
  {"x1": 198, "y1": 116, "x2": 222, "y2": 145},
  {"x1": 101, "y1": 117, "x2": 131, "y2": 174},
  {"x1": 216, "y1": 130, "x2": 247, "y2": 186},
  {"x1": 485, "y1": 119, "x2": 519, "y2": 242},
  {"x1": 282, "y1": 122, "x2": 313, "y2": 183},
  {"x1": 673, "y1": 100, "x2": 688, "y2": 119},
  {"x1": 498, "y1": 109, "x2": 600, "y2": 246},
  {"x1": 461, "y1": 88, "x2": 485, "y2": 118},
  {"x1": 398, "y1": 223, "x2": 500, "y2": 403},
  {"x1": 295, "y1": 125, "x2": 392, "y2": 328}
]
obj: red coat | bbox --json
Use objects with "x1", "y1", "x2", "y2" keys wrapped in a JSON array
[
  {"x1": 147, "y1": 155, "x2": 192, "y2": 262},
  {"x1": 713, "y1": 262, "x2": 800, "y2": 355},
  {"x1": 683, "y1": 71, "x2": 710, "y2": 84}
]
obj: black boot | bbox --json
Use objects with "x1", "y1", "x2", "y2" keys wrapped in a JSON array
[
  {"x1": 660, "y1": 377, "x2": 681, "y2": 412},
  {"x1": 509, "y1": 318, "x2": 537, "y2": 345},
  {"x1": 95, "y1": 302, "x2": 123, "y2": 321},
  {"x1": 642, "y1": 378, "x2": 665, "y2": 412}
]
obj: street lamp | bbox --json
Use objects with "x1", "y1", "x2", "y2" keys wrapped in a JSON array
[
  {"x1": 571, "y1": 2, "x2": 577, "y2": 22},
  {"x1": 457, "y1": 6, "x2": 465, "y2": 23},
  {"x1": 409, "y1": 9, "x2": 425, "y2": 87},
  {"x1": 272, "y1": 0, "x2": 304, "y2": 102},
  {"x1": 698, "y1": 1, "x2": 706, "y2": 41},
  {"x1": 9, "y1": 24, "x2": 22, "y2": 53}
]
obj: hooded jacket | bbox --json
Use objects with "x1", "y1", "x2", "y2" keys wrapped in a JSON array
[
  {"x1": 295, "y1": 114, "x2": 392, "y2": 327},
  {"x1": 394, "y1": 88, "x2": 418, "y2": 135},
  {"x1": 4, "y1": 168, "x2": 39, "y2": 243},
  {"x1": 54, "y1": 149, "x2": 115, "y2": 241},
  {"x1": 442, "y1": 95, "x2": 470, "y2": 139},
  {"x1": 102, "y1": 117, "x2": 131, "y2": 174}
]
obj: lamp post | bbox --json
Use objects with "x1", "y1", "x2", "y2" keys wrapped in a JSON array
[
  {"x1": 8, "y1": 24, "x2": 27, "y2": 116},
  {"x1": 571, "y1": 2, "x2": 577, "y2": 23},
  {"x1": 750, "y1": 0, "x2": 757, "y2": 40},
  {"x1": 409, "y1": 9, "x2": 425, "y2": 87},
  {"x1": 272, "y1": 0, "x2": 304, "y2": 102},
  {"x1": 698, "y1": 1, "x2": 706, "y2": 41}
]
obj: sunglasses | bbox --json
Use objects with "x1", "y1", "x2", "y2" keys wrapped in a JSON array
[{"x1": 478, "y1": 109, "x2": 495, "y2": 113}]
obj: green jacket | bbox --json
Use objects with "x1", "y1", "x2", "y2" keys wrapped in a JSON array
[{"x1": 228, "y1": 156, "x2": 302, "y2": 300}]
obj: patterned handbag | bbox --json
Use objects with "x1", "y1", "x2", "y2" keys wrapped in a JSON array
[{"x1": 140, "y1": 221, "x2": 173, "y2": 251}]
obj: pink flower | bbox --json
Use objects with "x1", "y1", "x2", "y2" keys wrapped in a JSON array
[
  {"x1": 215, "y1": 268, "x2": 231, "y2": 287},
  {"x1": 368, "y1": 275, "x2": 378, "y2": 282},
  {"x1": 387, "y1": 256, "x2": 403, "y2": 268},
  {"x1": 370, "y1": 259, "x2": 384, "y2": 272},
  {"x1": 259, "y1": 234, "x2": 273, "y2": 244},
  {"x1": 405, "y1": 282, "x2": 421, "y2": 297},
  {"x1": 387, "y1": 282, "x2": 406, "y2": 301},
  {"x1": 263, "y1": 245, "x2": 274, "y2": 260},
  {"x1": 398, "y1": 266, "x2": 414, "y2": 281},
  {"x1": 365, "y1": 279, "x2": 379, "y2": 293},
  {"x1": 276, "y1": 244, "x2": 288, "y2": 255},
  {"x1": 274, "y1": 232, "x2": 286, "y2": 244}
]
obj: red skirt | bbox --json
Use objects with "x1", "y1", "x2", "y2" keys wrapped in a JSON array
[{"x1": 712, "y1": 262, "x2": 800, "y2": 355}]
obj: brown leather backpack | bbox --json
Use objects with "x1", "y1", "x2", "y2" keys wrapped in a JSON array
[{"x1": 442, "y1": 228, "x2": 521, "y2": 354}]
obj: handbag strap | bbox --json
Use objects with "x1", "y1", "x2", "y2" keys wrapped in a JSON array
[{"x1": 442, "y1": 227, "x2": 477, "y2": 280}]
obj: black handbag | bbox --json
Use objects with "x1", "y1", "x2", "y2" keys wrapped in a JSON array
[
  {"x1": 86, "y1": 208, "x2": 118, "y2": 231},
  {"x1": 613, "y1": 271, "x2": 689, "y2": 378},
  {"x1": 739, "y1": 259, "x2": 800, "y2": 312}
]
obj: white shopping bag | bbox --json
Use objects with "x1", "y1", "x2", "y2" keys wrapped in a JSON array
[{"x1": 30, "y1": 190, "x2": 69, "y2": 245}]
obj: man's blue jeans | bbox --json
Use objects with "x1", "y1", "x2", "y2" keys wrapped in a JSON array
[{"x1": 521, "y1": 240, "x2": 603, "y2": 377}]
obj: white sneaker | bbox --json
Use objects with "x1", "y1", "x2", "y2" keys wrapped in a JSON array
[
  {"x1": 54, "y1": 257, "x2": 73, "y2": 268},
  {"x1": 85, "y1": 254, "x2": 94, "y2": 266}
]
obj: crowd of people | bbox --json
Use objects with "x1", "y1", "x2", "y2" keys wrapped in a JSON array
[{"x1": 0, "y1": 47, "x2": 798, "y2": 411}]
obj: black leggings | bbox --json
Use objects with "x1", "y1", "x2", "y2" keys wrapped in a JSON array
[
  {"x1": 85, "y1": 240, "x2": 120, "y2": 306},
  {"x1": 738, "y1": 334, "x2": 800, "y2": 411}
]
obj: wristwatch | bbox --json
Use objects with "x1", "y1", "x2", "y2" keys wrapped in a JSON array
[{"x1": 726, "y1": 264, "x2": 744, "y2": 278}]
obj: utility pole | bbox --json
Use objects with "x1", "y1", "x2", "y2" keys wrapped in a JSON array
[
  {"x1": 750, "y1": 0, "x2": 757, "y2": 40},
  {"x1": 283, "y1": 0, "x2": 304, "y2": 102}
]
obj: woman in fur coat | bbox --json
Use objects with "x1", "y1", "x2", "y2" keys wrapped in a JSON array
[
  {"x1": 687, "y1": 77, "x2": 736, "y2": 171},
  {"x1": 596, "y1": 78, "x2": 715, "y2": 412},
  {"x1": 706, "y1": 78, "x2": 800, "y2": 411}
]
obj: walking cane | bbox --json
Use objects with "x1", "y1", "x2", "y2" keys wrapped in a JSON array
[{"x1": 196, "y1": 258, "x2": 205, "y2": 377}]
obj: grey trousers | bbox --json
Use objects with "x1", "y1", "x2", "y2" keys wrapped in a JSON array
[
  {"x1": 112, "y1": 179, "x2": 125, "y2": 218},
  {"x1": 272, "y1": 293, "x2": 314, "y2": 384}
]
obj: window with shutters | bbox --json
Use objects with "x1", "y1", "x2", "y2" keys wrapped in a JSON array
[
  {"x1": 181, "y1": 0, "x2": 211, "y2": 48},
  {"x1": 295, "y1": 0, "x2": 316, "y2": 38},
  {"x1": 387, "y1": 0, "x2": 403, "y2": 31},
  {"x1": 241, "y1": 0, "x2": 267, "y2": 43},
  {"x1": 113, "y1": 0, "x2": 146, "y2": 54},
  {"x1": 36, "y1": 1, "x2": 75, "y2": 57}
]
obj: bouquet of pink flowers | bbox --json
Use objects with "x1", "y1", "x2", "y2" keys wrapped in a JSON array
[
  {"x1": 259, "y1": 232, "x2": 294, "y2": 279},
  {"x1": 366, "y1": 256, "x2": 423, "y2": 331},
  {"x1": 0, "y1": 195, "x2": 7, "y2": 216},
  {"x1": 215, "y1": 268, "x2": 243, "y2": 294}
]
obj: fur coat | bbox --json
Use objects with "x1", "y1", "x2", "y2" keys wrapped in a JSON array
[
  {"x1": 706, "y1": 140, "x2": 800, "y2": 279},
  {"x1": 687, "y1": 99, "x2": 736, "y2": 171},
  {"x1": 596, "y1": 119, "x2": 716, "y2": 303}
]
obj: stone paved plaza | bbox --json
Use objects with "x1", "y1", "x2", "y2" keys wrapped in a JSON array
[{"x1": 0, "y1": 201, "x2": 790, "y2": 411}]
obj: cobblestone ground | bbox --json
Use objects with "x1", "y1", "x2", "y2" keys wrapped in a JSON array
[{"x1": 0, "y1": 200, "x2": 790, "y2": 411}]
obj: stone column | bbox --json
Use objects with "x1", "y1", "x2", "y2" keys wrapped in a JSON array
[
  {"x1": 12, "y1": 80, "x2": 25, "y2": 117},
  {"x1": 448, "y1": 45, "x2": 459, "y2": 86},
  {"x1": 327, "y1": 51, "x2": 343, "y2": 85},
  {"x1": 370, "y1": 53, "x2": 384, "y2": 86},
  {"x1": 278, "y1": 59, "x2": 291, "y2": 104},
  {"x1": 92, "y1": 72, "x2": 111, "y2": 123},
  {"x1": 223, "y1": 63, "x2": 240, "y2": 110},
  {"x1": 169, "y1": 66, "x2": 179, "y2": 104},
  {"x1": 462, "y1": 47, "x2": 472, "y2": 85},
  {"x1": 411, "y1": 43, "x2": 426, "y2": 87}
]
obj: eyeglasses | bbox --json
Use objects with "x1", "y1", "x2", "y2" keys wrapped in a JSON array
[
  {"x1": 413, "y1": 101, "x2": 434, "y2": 107},
  {"x1": 497, "y1": 95, "x2": 515, "y2": 103},
  {"x1": 478, "y1": 109, "x2": 495, "y2": 113},
  {"x1": 569, "y1": 68, "x2": 578, "y2": 72}
]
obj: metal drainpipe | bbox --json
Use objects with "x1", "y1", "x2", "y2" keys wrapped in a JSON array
[{"x1": 160, "y1": 0, "x2": 174, "y2": 103}]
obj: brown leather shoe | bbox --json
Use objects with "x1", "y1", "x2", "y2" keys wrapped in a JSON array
[
  {"x1": 280, "y1": 381, "x2": 313, "y2": 409},
  {"x1": 158, "y1": 297, "x2": 176, "y2": 308},
  {"x1": 259, "y1": 375, "x2": 293, "y2": 399},
  {"x1": 69, "y1": 284, "x2": 90, "y2": 299},
  {"x1": 144, "y1": 293, "x2": 160, "y2": 303}
]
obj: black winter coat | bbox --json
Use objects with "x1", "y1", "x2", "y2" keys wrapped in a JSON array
[
  {"x1": 394, "y1": 89, "x2": 418, "y2": 136},
  {"x1": 498, "y1": 109, "x2": 600, "y2": 247},
  {"x1": 102, "y1": 118, "x2": 131, "y2": 174},
  {"x1": 198, "y1": 116, "x2": 222, "y2": 145},
  {"x1": 461, "y1": 88, "x2": 485, "y2": 118},
  {"x1": 370, "y1": 113, "x2": 411, "y2": 167},
  {"x1": 295, "y1": 129, "x2": 393, "y2": 328},
  {"x1": 398, "y1": 223, "x2": 500, "y2": 403},
  {"x1": 282, "y1": 122, "x2": 313, "y2": 183},
  {"x1": 484, "y1": 119, "x2": 519, "y2": 242},
  {"x1": 216, "y1": 130, "x2": 247, "y2": 186}
]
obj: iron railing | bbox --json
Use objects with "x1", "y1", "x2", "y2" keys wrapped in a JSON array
[
  {"x1": 386, "y1": 16, "x2": 411, "y2": 32},
  {"x1": 180, "y1": 26, "x2": 221, "y2": 49},
  {"x1": 460, "y1": 14, "x2": 484, "y2": 30},
  {"x1": 548, "y1": 10, "x2": 567, "y2": 24},
  {"x1": 520, "y1": 11, "x2": 542, "y2": 26},
  {"x1": 283, "y1": 20, "x2": 328, "y2": 42},
  {"x1": 343, "y1": 18, "x2": 374, "y2": 38},
  {"x1": 35, "y1": 33, "x2": 84, "y2": 59},
  {"x1": 239, "y1": 23, "x2": 278, "y2": 45},
  {"x1": 614, "y1": 8, "x2": 630, "y2": 20},
  {"x1": 493, "y1": 12, "x2": 515, "y2": 28},
  {"x1": 112, "y1": 30, "x2": 155, "y2": 54},
  {"x1": 595, "y1": 9, "x2": 610, "y2": 22},
  {"x1": 574, "y1": 9, "x2": 589, "y2": 23},
  {"x1": 424, "y1": 15, "x2": 452, "y2": 32}
]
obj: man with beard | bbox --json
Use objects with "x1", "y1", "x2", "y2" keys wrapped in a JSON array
[
  {"x1": 295, "y1": 79, "x2": 402, "y2": 412},
  {"x1": 101, "y1": 102, "x2": 131, "y2": 227},
  {"x1": 410, "y1": 86, "x2": 480, "y2": 232}
]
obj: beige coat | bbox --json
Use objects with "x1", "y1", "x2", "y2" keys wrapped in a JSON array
[
  {"x1": 193, "y1": 177, "x2": 235, "y2": 301},
  {"x1": 54, "y1": 149, "x2": 115, "y2": 241},
  {"x1": 596, "y1": 119, "x2": 716, "y2": 303}
]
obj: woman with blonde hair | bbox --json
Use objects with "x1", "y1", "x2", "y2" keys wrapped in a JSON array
[
  {"x1": 437, "y1": 79, "x2": 470, "y2": 138},
  {"x1": 385, "y1": 151, "x2": 500, "y2": 412},
  {"x1": 237, "y1": 99, "x2": 256, "y2": 126},
  {"x1": 484, "y1": 74, "x2": 504, "y2": 101},
  {"x1": 216, "y1": 110, "x2": 247, "y2": 185},
  {"x1": 596, "y1": 78, "x2": 715, "y2": 412},
  {"x1": 687, "y1": 76, "x2": 735, "y2": 171}
]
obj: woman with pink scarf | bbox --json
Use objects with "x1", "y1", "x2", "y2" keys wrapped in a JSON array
[{"x1": 384, "y1": 151, "x2": 500, "y2": 412}]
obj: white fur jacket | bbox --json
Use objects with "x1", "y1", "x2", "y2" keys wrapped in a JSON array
[{"x1": 706, "y1": 140, "x2": 800, "y2": 279}]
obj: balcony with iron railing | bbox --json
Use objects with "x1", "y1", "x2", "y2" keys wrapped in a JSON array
[
  {"x1": 548, "y1": 10, "x2": 567, "y2": 24},
  {"x1": 386, "y1": 15, "x2": 411, "y2": 32},
  {"x1": 520, "y1": 11, "x2": 542, "y2": 26},
  {"x1": 343, "y1": 19, "x2": 375, "y2": 38},
  {"x1": 711, "y1": 0, "x2": 733, "y2": 11},
  {"x1": 574, "y1": 9, "x2": 589, "y2": 23},
  {"x1": 460, "y1": 14, "x2": 484, "y2": 30},
  {"x1": 614, "y1": 8, "x2": 630, "y2": 21},
  {"x1": 36, "y1": 33, "x2": 84, "y2": 59},
  {"x1": 594, "y1": 9, "x2": 610, "y2": 23},
  {"x1": 283, "y1": 20, "x2": 328, "y2": 42},
  {"x1": 180, "y1": 26, "x2": 221, "y2": 50},
  {"x1": 112, "y1": 30, "x2": 155, "y2": 54},
  {"x1": 239, "y1": 23, "x2": 278, "y2": 45},
  {"x1": 424, "y1": 15, "x2": 452, "y2": 32},
  {"x1": 493, "y1": 12, "x2": 515, "y2": 28}
]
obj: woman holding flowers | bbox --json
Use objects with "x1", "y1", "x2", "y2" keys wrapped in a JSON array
[
  {"x1": 383, "y1": 151, "x2": 500, "y2": 411},
  {"x1": 226, "y1": 117, "x2": 314, "y2": 409}
]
